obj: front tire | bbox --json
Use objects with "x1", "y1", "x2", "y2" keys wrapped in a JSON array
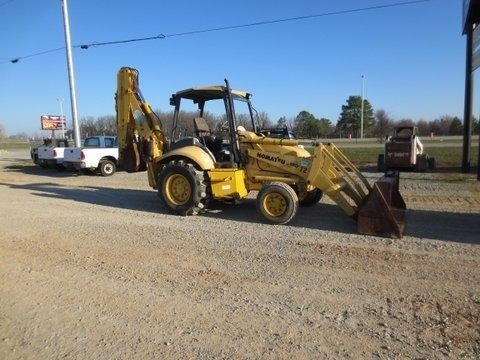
[
  {"x1": 157, "y1": 160, "x2": 207, "y2": 216},
  {"x1": 99, "y1": 160, "x2": 116, "y2": 176},
  {"x1": 257, "y1": 182, "x2": 299, "y2": 224}
]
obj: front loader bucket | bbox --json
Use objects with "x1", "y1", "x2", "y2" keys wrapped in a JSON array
[{"x1": 357, "y1": 170, "x2": 406, "y2": 238}]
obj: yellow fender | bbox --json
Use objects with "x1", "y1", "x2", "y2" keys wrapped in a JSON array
[
  {"x1": 146, "y1": 145, "x2": 215, "y2": 189},
  {"x1": 159, "y1": 145, "x2": 216, "y2": 170}
]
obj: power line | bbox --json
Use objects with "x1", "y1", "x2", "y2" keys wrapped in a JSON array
[
  {"x1": 4, "y1": 35, "x2": 167, "y2": 63},
  {"x1": 2, "y1": 0, "x2": 432, "y2": 64},
  {"x1": 9, "y1": 46, "x2": 65, "y2": 64},
  {"x1": 78, "y1": 34, "x2": 165, "y2": 49},
  {"x1": 164, "y1": 0, "x2": 431, "y2": 38}
]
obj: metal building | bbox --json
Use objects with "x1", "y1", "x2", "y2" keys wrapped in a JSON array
[{"x1": 462, "y1": 0, "x2": 480, "y2": 179}]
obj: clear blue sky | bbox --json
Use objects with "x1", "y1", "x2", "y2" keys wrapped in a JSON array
[{"x1": 0, "y1": 0, "x2": 470, "y2": 136}]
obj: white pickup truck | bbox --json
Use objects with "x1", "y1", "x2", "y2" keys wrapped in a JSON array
[
  {"x1": 63, "y1": 136, "x2": 118, "y2": 176},
  {"x1": 32, "y1": 138, "x2": 74, "y2": 169}
]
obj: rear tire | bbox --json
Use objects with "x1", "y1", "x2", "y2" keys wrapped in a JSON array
[
  {"x1": 415, "y1": 154, "x2": 428, "y2": 172},
  {"x1": 257, "y1": 182, "x2": 298, "y2": 224},
  {"x1": 157, "y1": 160, "x2": 207, "y2": 216},
  {"x1": 99, "y1": 160, "x2": 116, "y2": 176}
]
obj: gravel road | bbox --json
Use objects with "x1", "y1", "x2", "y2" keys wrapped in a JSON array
[{"x1": 1, "y1": 149, "x2": 479, "y2": 359}]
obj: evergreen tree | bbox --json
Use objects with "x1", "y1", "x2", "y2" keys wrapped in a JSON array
[{"x1": 336, "y1": 96, "x2": 374, "y2": 138}]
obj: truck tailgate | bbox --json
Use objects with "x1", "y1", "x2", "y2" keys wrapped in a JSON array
[{"x1": 63, "y1": 147, "x2": 82, "y2": 162}]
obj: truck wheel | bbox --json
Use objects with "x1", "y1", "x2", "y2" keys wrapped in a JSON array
[
  {"x1": 428, "y1": 157, "x2": 436, "y2": 170},
  {"x1": 99, "y1": 160, "x2": 116, "y2": 176},
  {"x1": 157, "y1": 160, "x2": 207, "y2": 216},
  {"x1": 297, "y1": 188, "x2": 323, "y2": 207},
  {"x1": 257, "y1": 182, "x2": 299, "y2": 224}
]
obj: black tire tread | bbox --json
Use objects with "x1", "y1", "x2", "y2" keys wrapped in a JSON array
[{"x1": 157, "y1": 160, "x2": 207, "y2": 216}]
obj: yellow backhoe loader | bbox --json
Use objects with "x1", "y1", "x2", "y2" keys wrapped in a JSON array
[{"x1": 116, "y1": 67, "x2": 406, "y2": 238}]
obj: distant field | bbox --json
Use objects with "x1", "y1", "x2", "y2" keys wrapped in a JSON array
[
  {"x1": 0, "y1": 140, "x2": 31, "y2": 150},
  {"x1": 1, "y1": 137, "x2": 478, "y2": 168},
  {"x1": 336, "y1": 146, "x2": 479, "y2": 167},
  {"x1": 299, "y1": 136, "x2": 479, "y2": 168}
]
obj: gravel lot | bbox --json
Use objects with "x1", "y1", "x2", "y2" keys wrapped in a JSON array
[{"x1": 1, "y1": 148, "x2": 480, "y2": 359}]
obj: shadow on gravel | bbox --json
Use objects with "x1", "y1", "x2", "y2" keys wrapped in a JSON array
[
  {"x1": 406, "y1": 209, "x2": 480, "y2": 244},
  {"x1": 3, "y1": 163, "x2": 81, "y2": 177},
  {"x1": 3, "y1": 162, "x2": 129, "y2": 177},
  {"x1": 204, "y1": 199, "x2": 360, "y2": 234},
  {"x1": 2, "y1": 179, "x2": 479, "y2": 244},
  {"x1": 0, "y1": 181, "x2": 161, "y2": 213},
  {"x1": 205, "y1": 200, "x2": 480, "y2": 244},
  {"x1": 1, "y1": 177, "x2": 359, "y2": 234}
]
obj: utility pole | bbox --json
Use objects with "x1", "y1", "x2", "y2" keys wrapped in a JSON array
[
  {"x1": 60, "y1": 0, "x2": 81, "y2": 147},
  {"x1": 360, "y1": 75, "x2": 365, "y2": 139},
  {"x1": 462, "y1": 23, "x2": 473, "y2": 173},
  {"x1": 57, "y1": 97, "x2": 65, "y2": 138}
]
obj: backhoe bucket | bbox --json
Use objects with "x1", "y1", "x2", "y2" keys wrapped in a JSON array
[{"x1": 357, "y1": 170, "x2": 406, "y2": 238}]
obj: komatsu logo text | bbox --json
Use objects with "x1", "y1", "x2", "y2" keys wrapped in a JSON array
[
  {"x1": 256, "y1": 152, "x2": 286, "y2": 165},
  {"x1": 255, "y1": 151, "x2": 309, "y2": 173}
]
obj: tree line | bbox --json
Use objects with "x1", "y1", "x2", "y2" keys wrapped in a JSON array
[
  {"x1": 2, "y1": 95, "x2": 480, "y2": 140},
  {"x1": 291, "y1": 96, "x2": 480, "y2": 140},
  {"x1": 66, "y1": 95, "x2": 480, "y2": 140}
]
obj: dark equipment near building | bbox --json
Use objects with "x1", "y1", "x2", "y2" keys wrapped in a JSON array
[{"x1": 377, "y1": 126, "x2": 435, "y2": 172}]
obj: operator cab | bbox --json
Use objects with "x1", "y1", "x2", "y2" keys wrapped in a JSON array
[
  {"x1": 192, "y1": 117, "x2": 231, "y2": 162},
  {"x1": 169, "y1": 81, "x2": 259, "y2": 167},
  {"x1": 259, "y1": 126, "x2": 296, "y2": 140}
]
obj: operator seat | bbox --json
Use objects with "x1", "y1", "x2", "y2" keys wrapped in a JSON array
[
  {"x1": 193, "y1": 117, "x2": 216, "y2": 154},
  {"x1": 193, "y1": 117, "x2": 211, "y2": 138}
]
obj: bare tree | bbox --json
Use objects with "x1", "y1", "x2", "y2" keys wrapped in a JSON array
[
  {"x1": 256, "y1": 111, "x2": 272, "y2": 129},
  {"x1": 0, "y1": 123, "x2": 6, "y2": 139},
  {"x1": 79, "y1": 115, "x2": 116, "y2": 137},
  {"x1": 438, "y1": 115, "x2": 454, "y2": 135},
  {"x1": 80, "y1": 116, "x2": 97, "y2": 138},
  {"x1": 416, "y1": 119, "x2": 429, "y2": 136},
  {"x1": 96, "y1": 115, "x2": 116, "y2": 135},
  {"x1": 396, "y1": 118, "x2": 415, "y2": 127},
  {"x1": 373, "y1": 109, "x2": 393, "y2": 140},
  {"x1": 277, "y1": 116, "x2": 287, "y2": 128}
]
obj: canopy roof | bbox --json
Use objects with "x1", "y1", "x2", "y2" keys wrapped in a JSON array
[{"x1": 173, "y1": 86, "x2": 251, "y2": 103}]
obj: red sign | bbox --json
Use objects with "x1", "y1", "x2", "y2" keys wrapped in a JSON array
[{"x1": 40, "y1": 115, "x2": 66, "y2": 130}]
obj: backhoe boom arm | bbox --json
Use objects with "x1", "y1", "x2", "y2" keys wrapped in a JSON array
[{"x1": 116, "y1": 67, "x2": 167, "y2": 173}]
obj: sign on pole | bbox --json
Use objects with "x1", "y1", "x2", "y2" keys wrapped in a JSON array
[{"x1": 40, "y1": 115, "x2": 66, "y2": 130}]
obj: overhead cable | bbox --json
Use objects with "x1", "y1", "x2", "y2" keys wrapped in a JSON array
[{"x1": 2, "y1": 0, "x2": 431, "y2": 64}]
